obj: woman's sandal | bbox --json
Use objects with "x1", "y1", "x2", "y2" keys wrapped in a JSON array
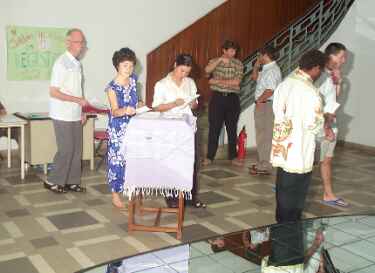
[
  {"x1": 44, "y1": 182, "x2": 67, "y2": 194},
  {"x1": 65, "y1": 184, "x2": 86, "y2": 193}
]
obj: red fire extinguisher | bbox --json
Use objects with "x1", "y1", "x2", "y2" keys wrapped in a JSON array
[{"x1": 237, "y1": 126, "x2": 247, "y2": 160}]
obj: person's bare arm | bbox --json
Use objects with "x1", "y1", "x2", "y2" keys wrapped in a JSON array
[
  {"x1": 0, "y1": 105, "x2": 6, "y2": 116},
  {"x1": 256, "y1": 89, "x2": 274, "y2": 103},
  {"x1": 251, "y1": 58, "x2": 262, "y2": 81},
  {"x1": 205, "y1": 57, "x2": 224, "y2": 74},
  {"x1": 153, "y1": 98, "x2": 185, "y2": 112},
  {"x1": 107, "y1": 89, "x2": 136, "y2": 117}
]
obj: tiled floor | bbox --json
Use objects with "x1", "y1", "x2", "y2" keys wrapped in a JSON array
[{"x1": 0, "y1": 146, "x2": 374, "y2": 273}]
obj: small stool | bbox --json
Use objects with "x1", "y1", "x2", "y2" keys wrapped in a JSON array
[{"x1": 94, "y1": 130, "x2": 108, "y2": 170}]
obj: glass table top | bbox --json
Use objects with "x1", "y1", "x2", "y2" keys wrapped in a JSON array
[{"x1": 76, "y1": 214, "x2": 375, "y2": 273}]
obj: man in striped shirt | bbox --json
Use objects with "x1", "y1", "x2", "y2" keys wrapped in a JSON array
[{"x1": 203, "y1": 40, "x2": 244, "y2": 166}]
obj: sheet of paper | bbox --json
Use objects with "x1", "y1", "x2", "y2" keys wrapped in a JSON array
[
  {"x1": 136, "y1": 106, "x2": 152, "y2": 115},
  {"x1": 180, "y1": 94, "x2": 200, "y2": 108},
  {"x1": 325, "y1": 102, "x2": 340, "y2": 114}
]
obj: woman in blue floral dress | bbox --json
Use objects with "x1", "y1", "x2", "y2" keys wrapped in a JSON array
[{"x1": 105, "y1": 48, "x2": 138, "y2": 209}]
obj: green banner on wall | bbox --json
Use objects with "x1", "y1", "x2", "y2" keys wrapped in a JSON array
[{"x1": 6, "y1": 25, "x2": 68, "y2": 81}]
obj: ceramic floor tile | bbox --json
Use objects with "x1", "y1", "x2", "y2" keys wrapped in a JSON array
[
  {"x1": 210, "y1": 250, "x2": 259, "y2": 272},
  {"x1": 47, "y1": 211, "x2": 99, "y2": 230},
  {"x1": 323, "y1": 226, "x2": 359, "y2": 246},
  {"x1": 341, "y1": 240, "x2": 375, "y2": 262},
  {"x1": 117, "y1": 253, "x2": 164, "y2": 273},
  {"x1": 359, "y1": 216, "x2": 375, "y2": 228},
  {"x1": 328, "y1": 247, "x2": 373, "y2": 272},
  {"x1": 152, "y1": 244, "x2": 190, "y2": 265},
  {"x1": 201, "y1": 170, "x2": 239, "y2": 179},
  {"x1": 0, "y1": 257, "x2": 39, "y2": 273},
  {"x1": 30, "y1": 236, "x2": 58, "y2": 249},
  {"x1": 90, "y1": 184, "x2": 110, "y2": 195},
  {"x1": 251, "y1": 199, "x2": 272, "y2": 207},
  {"x1": 333, "y1": 221, "x2": 375, "y2": 238},
  {"x1": 198, "y1": 191, "x2": 232, "y2": 205},
  {"x1": 189, "y1": 256, "x2": 234, "y2": 273},
  {"x1": 190, "y1": 241, "x2": 215, "y2": 255},
  {"x1": 351, "y1": 265, "x2": 375, "y2": 273},
  {"x1": 180, "y1": 224, "x2": 218, "y2": 243},
  {"x1": 5, "y1": 174, "x2": 43, "y2": 185},
  {"x1": 169, "y1": 260, "x2": 189, "y2": 273},
  {"x1": 5, "y1": 208, "x2": 30, "y2": 218},
  {"x1": 83, "y1": 199, "x2": 106, "y2": 206}
]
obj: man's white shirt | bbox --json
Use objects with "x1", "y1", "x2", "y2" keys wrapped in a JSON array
[
  {"x1": 49, "y1": 51, "x2": 83, "y2": 121},
  {"x1": 254, "y1": 61, "x2": 282, "y2": 100}
]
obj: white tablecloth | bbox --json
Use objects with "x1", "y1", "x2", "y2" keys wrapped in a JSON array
[{"x1": 120, "y1": 112, "x2": 196, "y2": 199}]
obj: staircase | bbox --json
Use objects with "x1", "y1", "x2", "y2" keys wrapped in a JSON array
[{"x1": 239, "y1": 0, "x2": 355, "y2": 110}]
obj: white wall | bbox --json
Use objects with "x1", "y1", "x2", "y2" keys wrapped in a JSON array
[
  {"x1": 320, "y1": 0, "x2": 375, "y2": 147},
  {"x1": 0, "y1": 0, "x2": 224, "y2": 126}
]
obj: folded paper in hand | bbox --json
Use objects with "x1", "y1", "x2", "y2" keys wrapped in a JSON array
[
  {"x1": 325, "y1": 102, "x2": 340, "y2": 114},
  {"x1": 180, "y1": 94, "x2": 200, "y2": 109}
]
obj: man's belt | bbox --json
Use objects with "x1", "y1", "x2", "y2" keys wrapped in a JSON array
[{"x1": 213, "y1": 91, "x2": 237, "y2": 96}]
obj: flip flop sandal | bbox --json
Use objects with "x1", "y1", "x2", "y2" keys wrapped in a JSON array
[
  {"x1": 44, "y1": 182, "x2": 67, "y2": 194},
  {"x1": 65, "y1": 184, "x2": 86, "y2": 193},
  {"x1": 321, "y1": 198, "x2": 349, "y2": 208}
]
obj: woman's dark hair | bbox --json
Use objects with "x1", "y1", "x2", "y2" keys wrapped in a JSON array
[
  {"x1": 175, "y1": 53, "x2": 193, "y2": 67},
  {"x1": 112, "y1": 47, "x2": 136, "y2": 71},
  {"x1": 325, "y1": 42, "x2": 346, "y2": 56},
  {"x1": 299, "y1": 49, "x2": 326, "y2": 71},
  {"x1": 222, "y1": 40, "x2": 239, "y2": 51}
]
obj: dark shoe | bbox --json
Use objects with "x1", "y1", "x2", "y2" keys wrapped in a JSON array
[
  {"x1": 44, "y1": 181, "x2": 67, "y2": 194},
  {"x1": 165, "y1": 197, "x2": 178, "y2": 208},
  {"x1": 249, "y1": 165, "x2": 270, "y2": 176},
  {"x1": 186, "y1": 198, "x2": 207, "y2": 208},
  {"x1": 192, "y1": 200, "x2": 206, "y2": 208},
  {"x1": 65, "y1": 184, "x2": 86, "y2": 193}
]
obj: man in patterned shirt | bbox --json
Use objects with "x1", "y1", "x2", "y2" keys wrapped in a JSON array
[
  {"x1": 250, "y1": 45, "x2": 282, "y2": 175},
  {"x1": 203, "y1": 40, "x2": 244, "y2": 166},
  {"x1": 271, "y1": 49, "x2": 327, "y2": 224}
]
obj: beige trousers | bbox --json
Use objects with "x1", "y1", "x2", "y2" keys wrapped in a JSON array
[{"x1": 254, "y1": 102, "x2": 274, "y2": 171}]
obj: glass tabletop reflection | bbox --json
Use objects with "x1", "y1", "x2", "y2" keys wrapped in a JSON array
[{"x1": 76, "y1": 214, "x2": 375, "y2": 273}]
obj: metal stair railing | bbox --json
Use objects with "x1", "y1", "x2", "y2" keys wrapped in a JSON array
[{"x1": 239, "y1": 0, "x2": 355, "y2": 111}]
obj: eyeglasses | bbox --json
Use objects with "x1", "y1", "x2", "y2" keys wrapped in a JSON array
[{"x1": 69, "y1": 40, "x2": 86, "y2": 45}]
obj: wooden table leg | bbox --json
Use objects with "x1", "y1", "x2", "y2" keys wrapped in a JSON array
[
  {"x1": 128, "y1": 197, "x2": 135, "y2": 232},
  {"x1": 177, "y1": 192, "x2": 184, "y2": 240}
]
